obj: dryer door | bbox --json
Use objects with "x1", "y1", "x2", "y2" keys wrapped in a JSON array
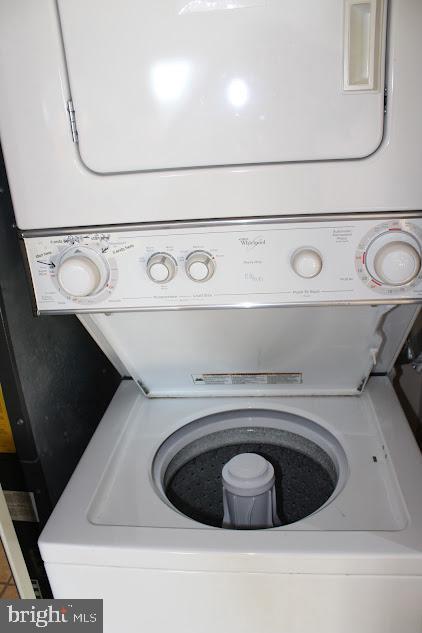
[{"x1": 58, "y1": 0, "x2": 387, "y2": 173}]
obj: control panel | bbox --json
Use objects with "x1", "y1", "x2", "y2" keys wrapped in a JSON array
[{"x1": 23, "y1": 216, "x2": 422, "y2": 313}]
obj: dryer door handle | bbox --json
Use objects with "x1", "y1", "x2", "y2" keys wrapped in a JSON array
[{"x1": 343, "y1": 0, "x2": 385, "y2": 92}]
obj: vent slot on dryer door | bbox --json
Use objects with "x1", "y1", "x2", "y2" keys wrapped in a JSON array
[{"x1": 58, "y1": 0, "x2": 387, "y2": 174}]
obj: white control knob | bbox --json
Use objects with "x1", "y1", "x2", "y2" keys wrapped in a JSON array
[
  {"x1": 57, "y1": 248, "x2": 109, "y2": 297},
  {"x1": 185, "y1": 251, "x2": 215, "y2": 282},
  {"x1": 291, "y1": 248, "x2": 323, "y2": 279},
  {"x1": 147, "y1": 253, "x2": 177, "y2": 283},
  {"x1": 373, "y1": 241, "x2": 421, "y2": 286}
]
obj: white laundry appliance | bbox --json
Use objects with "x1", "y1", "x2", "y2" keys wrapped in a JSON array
[
  {"x1": 19, "y1": 216, "x2": 422, "y2": 633},
  {"x1": 0, "y1": 1, "x2": 422, "y2": 632}
]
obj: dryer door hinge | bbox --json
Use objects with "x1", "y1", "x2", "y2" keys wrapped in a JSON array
[{"x1": 66, "y1": 99, "x2": 79, "y2": 143}]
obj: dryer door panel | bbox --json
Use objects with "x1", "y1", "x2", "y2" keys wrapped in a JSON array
[{"x1": 58, "y1": 0, "x2": 387, "y2": 173}]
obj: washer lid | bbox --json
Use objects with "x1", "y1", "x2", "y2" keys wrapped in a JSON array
[
  {"x1": 58, "y1": 0, "x2": 386, "y2": 174},
  {"x1": 79, "y1": 304, "x2": 405, "y2": 397}
]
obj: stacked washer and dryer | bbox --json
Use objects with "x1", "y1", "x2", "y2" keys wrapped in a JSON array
[{"x1": 1, "y1": 1, "x2": 422, "y2": 631}]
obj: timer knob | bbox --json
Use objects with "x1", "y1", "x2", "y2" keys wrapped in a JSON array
[
  {"x1": 291, "y1": 248, "x2": 323, "y2": 279},
  {"x1": 185, "y1": 251, "x2": 215, "y2": 282},
  {"x1": 147, "y1": 253, "x2": 177, "y2": 283},
  {"x1": 372, "y1": 241, "x2": 421, "y2": 286},
  {"x1": 57, "y1": 247, "x2": 109, "y2": 297}
]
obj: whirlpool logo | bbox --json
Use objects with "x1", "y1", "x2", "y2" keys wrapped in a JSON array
[
  {"x1": 0, "y1": 600, "x2": 102, "y2": 631},
  {"x1": 238, "y1": 235, "x2": 266, "y2": 250}
]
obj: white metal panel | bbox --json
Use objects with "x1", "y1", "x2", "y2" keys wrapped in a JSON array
[
  {"x1": 57, "y1": 0, "x2": 386, "y2": 172},
  {"x1": 0, "y1": 1, "x2": 421, "y2": 229},
  {"x1": 77, "y1": 305, "x2": 420, "y2": 379},
  {"x1": 80, "y1": 306, "x2": 389, "y2": 396},
  {"x1": 45, "y1": 564, "x2": 422, "y2": 633}
]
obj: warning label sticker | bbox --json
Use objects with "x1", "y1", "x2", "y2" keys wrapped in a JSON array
[
  {"x1": 192, "y1": 373, "x2": 302, "y2": 386},
  {"x1": 0, "y1": 384, "x2": 15, "y2": 453}
]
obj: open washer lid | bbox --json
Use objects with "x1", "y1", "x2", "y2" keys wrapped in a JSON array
[
  {"x1": 58, "y1": 0, "x2": 386, "y2": 173},
  {"x1": 79, "y1": 304, "x2": 415, "y2": 397}
]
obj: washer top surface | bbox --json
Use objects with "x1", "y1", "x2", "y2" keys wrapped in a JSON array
[
  {"x1": 87, "y1": 386, "x2": 402, "y2": 532},
  {"x1": 39, "y1": 377, "x2": 422, "y2": 575}
]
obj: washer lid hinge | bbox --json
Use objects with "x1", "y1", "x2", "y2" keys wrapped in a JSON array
[{"x1": 66, "y1": 99, "x2": 79, "y2": 143}]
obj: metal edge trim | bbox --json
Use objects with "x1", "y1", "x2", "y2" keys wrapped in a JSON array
[
  {"x1": 143, "y1": 388, "x2": 361, "y2": 398},
  {"x1": 20, "y1": 211, "x2": 422, "y2": 238},
  {"x1": 18, "y1": 238, "x2": 40, "y2": 316},
  {"x1": 36, "y1": 298, "x2": 422, "y2": 315}
]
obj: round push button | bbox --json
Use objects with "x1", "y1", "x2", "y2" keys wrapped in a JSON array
[{"x1": 291, "y1": 248, "x2": 323, "y2": 279}]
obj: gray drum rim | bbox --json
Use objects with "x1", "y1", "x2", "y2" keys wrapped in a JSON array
[{"x1": 152, "y1": 408, "x2": 349, "y2": 527}]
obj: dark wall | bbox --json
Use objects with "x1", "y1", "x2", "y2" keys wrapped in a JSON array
[{"x1": 0, "y1": 148, "x2": 121, "y2": 595}]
